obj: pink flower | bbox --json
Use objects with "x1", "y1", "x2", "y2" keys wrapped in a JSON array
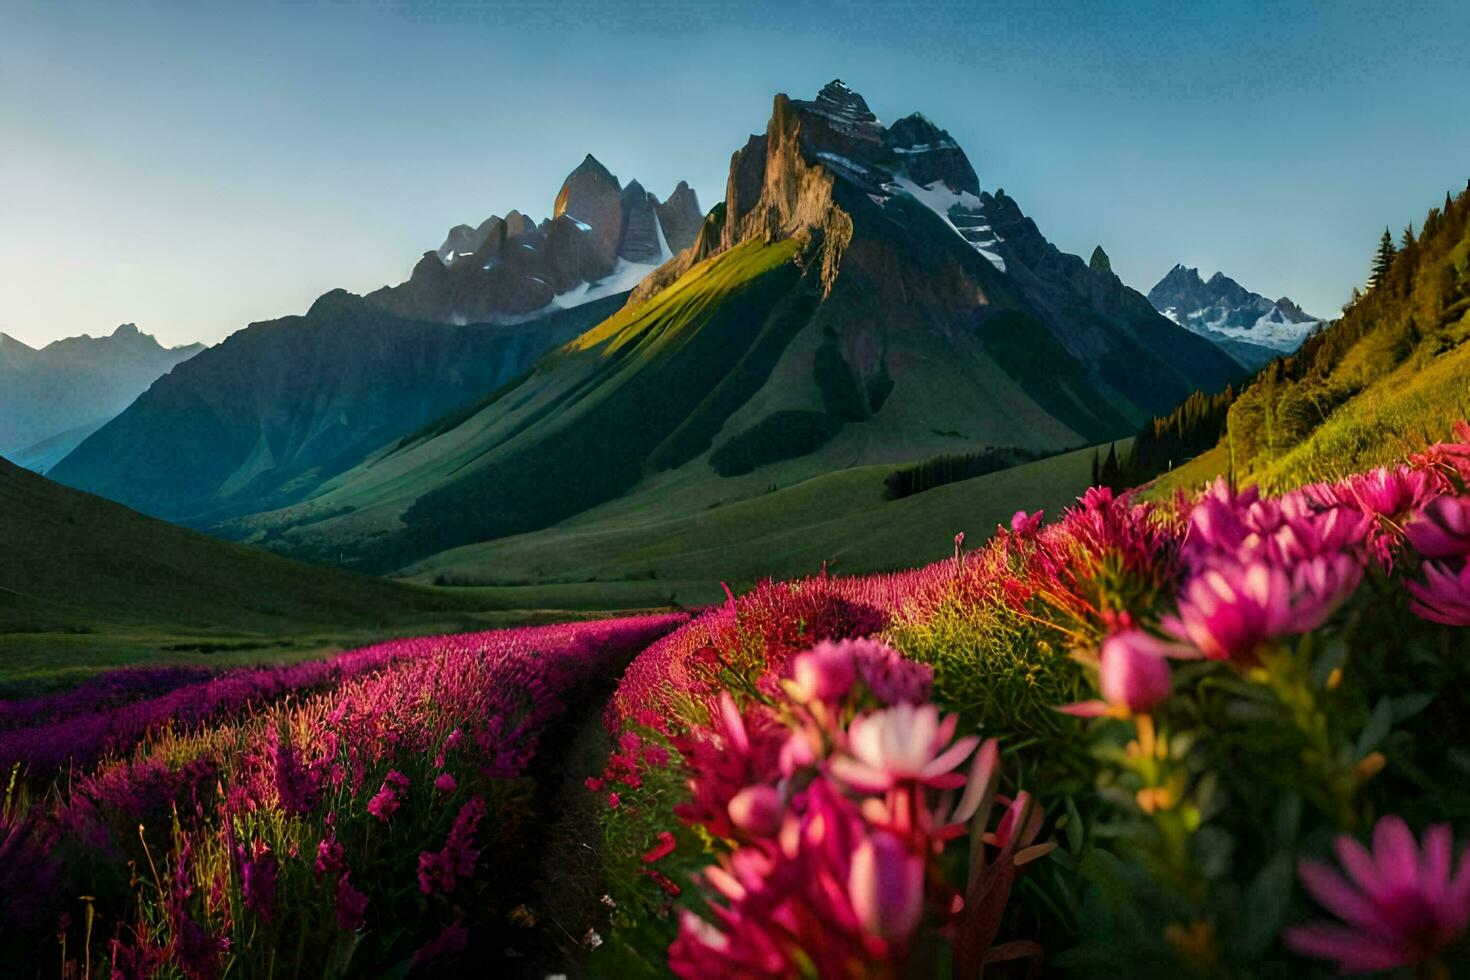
[
  {"x1": 833, "y1": 703, "x2": 977, "y2": 792},
  {"x1": 1333, "y1": 465, "x2": 1440, "y2": 521},
  {"x1": 1407, "y1": 560, "x2": 1470, "y2": 626},
  {"x1": 366, "y1": 770, "x2": 409, "y2": 822},
  {"x1": 853, "y1": 641, "x2": 933, "y2": 706},
  {"x1": 417, "y1": 797, "x2": 485, "y2": 895},
  {"x1": 314, "y1": 834, "x2": 345, "y2": 878},
  {"x1": 848, "y1": 830, "x2": 925, "y2": 943},
  {"x1": 1162, "y1": 562, "x2": 1294, "y2": 663},
  {"x1": 1060, "y1": 630, "x2": 1193, "y2": 718},
  {"x1": 790, "y1": 642, "x2": 858, "y2": 703},
  {"x1": 1406, "y1": 496, "x2": 1470, "y2": 559},
  {"x1": 1010, "y1": 509, "x2": 1044, "y2": 536},
  {"x1": 335, "y1": 873, "x2": 368, "y2": 932},
  {"x1": 727, "y1": 785, "x2": 783, "y2": 838},
  {"x1": 434, "y1": 772, "x2": 457, "y2": 794},
  {"x1": 1285, "y1": 816, "x2": 1470, "y2": 973},
  {"x1": 1288, "y1": 554, "x2": 1366, "y2": 632},
  {"x1": 641, "y1": 831, "x2": 677, "y2": 864},
  {"x1": 237, "y1": 840, "x2": 277, "y2": 923},
  {"x1": 1162, "y1": 555, "x2": 1362, "y2": 665}
]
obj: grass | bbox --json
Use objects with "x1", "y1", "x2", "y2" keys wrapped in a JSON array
[
  {"x1": 1248, "y1": 339, "x2": 1470, "y2": 491},
  {"x1": 0, "y1": 457, "x2": 655, "y2": 688},
  {"x1": 401, "y1": 442, "x2": 1125, "y2": 600}
]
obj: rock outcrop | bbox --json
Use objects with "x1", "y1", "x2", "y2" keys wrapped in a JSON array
[{"x1": 369, "y1": 158, "x2": 703, "y2": 324}]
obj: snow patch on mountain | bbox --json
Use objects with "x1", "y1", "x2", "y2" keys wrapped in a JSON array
[
  {"x1": 1148, "y1": 265, "x2": 1320, "y2": 354},
  {"x1": 550, "y1": 259, "x2": 657, "y2": 310},
  {"x1": 888, "y1": 175, "x2": 1006, "y2": 272}
]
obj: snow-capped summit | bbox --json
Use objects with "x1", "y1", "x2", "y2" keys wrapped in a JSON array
[{"x1": 1147, "y1": 264, "x2": 1321, "y2": 356}]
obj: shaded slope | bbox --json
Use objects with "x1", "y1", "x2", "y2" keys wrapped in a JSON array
[
  {"x1": 0, "y1": 456, "x2": 497, "y2": 646},
  {"x1": 50, "y1": 292, "x2": 626, "y2": 525}
]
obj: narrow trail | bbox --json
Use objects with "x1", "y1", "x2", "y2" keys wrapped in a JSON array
[{"x1": 463, "y1": 673, "x2": 626, "y2": 978}]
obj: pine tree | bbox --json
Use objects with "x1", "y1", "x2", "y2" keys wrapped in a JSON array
[
  {"x1": 1401, "y1": 223, "x2": 1416, "y2": 249},
  {"x1": 1370, "y1": 227, "x2": 1397, "y2": 289}
]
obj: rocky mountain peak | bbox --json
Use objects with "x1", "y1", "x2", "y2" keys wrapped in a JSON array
[
  {"x1": 791, "y1": 79, "x2": 884, "y2": 147},
  {"x1": 655, "y1": 182, "x2": 703, "y2": 255},
  {"x1": 1089, "y1": 246, "x2": 1112, "y2": 275},
  {"x1": 886, "y1": 111, "x2": 979, "y2": 195},
  {"x1": 307, "y1": 287, "x2": 368, "y2": 319},
  {"x1": 113, "y1": 322, "x2": 140, "y2": 338},
  {"x1": 1148, "y1": 264, "x2": 1320, "y2": 355}
]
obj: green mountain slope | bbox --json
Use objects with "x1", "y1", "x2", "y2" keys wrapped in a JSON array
[
  {"x1": 400, "y1": 441, "x2": 1121, "y2": 598},
  {"x1": 48, "y1": 292, "x2": 627, "y2": 526},
  {"x1": 1151, "y1": 180, "x2": 1470, "y2": 495},
  {"x1": 0, "y1": 457, "x2": 521, "y2": 684},
  {"x1": 225, "y1": 81, "x2": 1239, "y2": 574}
]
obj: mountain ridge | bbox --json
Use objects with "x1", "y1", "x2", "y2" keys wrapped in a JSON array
[
  {"x1": 0, "y1": 323, "x2": 204, "y2": 469},
  {"x1": 222, "y1": 79, "x2": 1243, "y2": 573},
  {"x1": 1148, "y1": 263, "x2": 1321, "y2": 362}
]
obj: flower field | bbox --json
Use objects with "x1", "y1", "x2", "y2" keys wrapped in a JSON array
[
  {"x1": 591, "y1": 424, "x2": 1470, "y2": 977},
  {"x1": 5, "y1": 426, "x2": 1470, "y2": 976},
  {"x1": 0, "y1": 615, "x2": 687, "y2": 975}
]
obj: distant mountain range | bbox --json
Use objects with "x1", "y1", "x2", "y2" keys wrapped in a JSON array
[
  {"x1": 366, "y1": 158, "x2": 701, "y2": 323},
  {"x1": 1147, "y1": 265, "x2": 1321, "y2": 367},
  {"x1": 48, "y1": 292, "x2": 625, "y2": 526},
  {"x1": 213, "y1": 79, "x2": 1244, "y2": 573},
  {"x1": 0, "y1": 324, "x2": 203, "y2": 473},
  {"x1": 47, "y1": 155, "x2": 700, "y2": 524}
]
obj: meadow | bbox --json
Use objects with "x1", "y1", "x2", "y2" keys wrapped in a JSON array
[{"x1": 4, "y1": 425, "x2": 1469, "y2": 976}]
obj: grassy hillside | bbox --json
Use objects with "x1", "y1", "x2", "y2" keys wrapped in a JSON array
[
  {"x1": 0, "y1": 457, "x2": 605, "y2": 687},
  {"x1": 1151, "y1": 182, "x2": 1470, "y2": 496},
  {"x1": 400, "y1": 442, "x2": 1121, "y2": 602}
]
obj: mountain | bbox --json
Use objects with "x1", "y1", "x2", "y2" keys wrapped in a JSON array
[
  {"x1": 367, "y1": 156, "x2": 701, "y2": 324},
  {"x1": 226, "y1": 80, "x2": 1243, "y2": 573},
  {"x1": 0, "y1": 323, "x2": 203, "y2": 470},
  {"x1": 49, "y1": 292, "x2": 627, "y2": 525},
  {"x1": 0, "y1": 455, "x2": 504, "y2": 679},
  {"x1": 1152, "y1": 181, "x2": 1470, "y2": 496},
  {"x1": 1147, "y1": 264, "x2": 1322, "y2": 365}
]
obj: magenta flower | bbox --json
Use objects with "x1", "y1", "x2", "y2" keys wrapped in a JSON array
[
  {"x1": 417, "y1": 797, "x2": 485, "y2": 895},
  {"x1": 1163, "y1": 555, "x2": 1362, "y2": 665},
  {"x1": 1332, "y1": 465, "x2": 1440, "y2": 521},
  {"x1": 366, "y1": 770, "x2": 409, "y2": 822},
  {"x1": 727, "y1": 785, "x2": 783, "y2": 838},
  {"x1": 790, "y1": 642, "x2": 858, "y2": 703},
  {"x1": 1406, "y1": 496, "x2": 1470, "y2": 559},
  {"x1": 237, "y1": 840, "x2": 278, "y2": 923},
  {"x1": 1162, "y1": 562, "x2": 1294, "y2": 663},
  {"x1": 433, "y1": 772, "x2": 457, "y2": 795},
  {"x1": 848, "y1": 830, "x2": 925, "y2": 943},
  {"x1": 1059, "y1": 629, "x2": 1194, "y2": 718},
  {"x1": 1010, "y1": 509, "x2": 1044, "y2": 536},
  {"x1": 1407, "y1": 560, "x2": 1470, "y2": 626},
  {"x1": 314, "y1": 833, "x2": 345, "y2": 879},
  {"x1": 335, "y1": 873, "x2": 369, "y2": 932},
  {"x1": 1285, "y1": 816, "x2": 1470, "y2": 973}
]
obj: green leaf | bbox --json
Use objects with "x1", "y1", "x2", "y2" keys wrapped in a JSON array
[
  {"x1": 1065, "y1": 796, "x2": 1085, "y2": 854},
  {"x1": 1356, "y1": 696, "x2": 1395, "y2": 756},
  {"x1": 1238, "y1": 853, "x2": 1294, "y2": 956},
  {"x1": 1391, "y1": 691, "x2": 1436, "y2": 723}
]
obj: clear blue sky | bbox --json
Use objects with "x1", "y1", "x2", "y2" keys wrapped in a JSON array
[{"x1": 3, "y1": 0, "x2": 1467, "y2": 348}]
